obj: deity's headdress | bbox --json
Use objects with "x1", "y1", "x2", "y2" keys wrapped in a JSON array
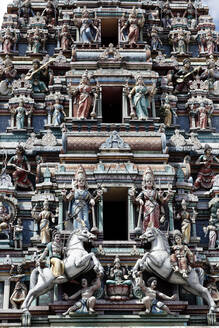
[
  {"x1": 114, "y1": 255, "x2": 121, "y2": 266},
  {"x1": 142, "y1": 166, "x2": 154, "y2": 184}
]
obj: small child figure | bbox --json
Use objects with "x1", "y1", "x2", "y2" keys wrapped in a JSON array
[
  {"x1": 136, "y1": 273, "x2": 176, "y2": 314},
  {"x1": 170, "y1": 231, "x2": 194, "y2": 278}
]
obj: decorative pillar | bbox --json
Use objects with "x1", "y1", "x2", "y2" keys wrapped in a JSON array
[
  {"x1": 168, "y1": 195, "x2": 175, "y2": 231},
  {"x1": 3, "y1": 279, "x2": 10, "y2": 309},
  {"x1": 58, "y1": 195, "x2": 64, "y2": 231},
  {"x1": 128, "y1": 188, "x2": 135, "y2": 236},
  {"x1": 122, "y1": 87, "x2": 128, "y2": 122},
  {"x1": 97, "y1": 196, "x2": 103, "y2": 233},
  {"x1": 69, "y1": 97, "x2": 73, "y2": 118}
]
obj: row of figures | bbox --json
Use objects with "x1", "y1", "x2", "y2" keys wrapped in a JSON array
[
  {"x1": 19, "y1": 228, "x2": 219, "y2": 324},
  {"x1": 4, "y1": 0, "x2": 216, "y2": 53}
]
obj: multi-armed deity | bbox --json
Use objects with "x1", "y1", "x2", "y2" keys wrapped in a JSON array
[
  {"x1": 120, "y1": 7, "x2": 145, "y2": 46},
  {"x1": 176, "y1": 200, "x2": 197, "y2": 244}
]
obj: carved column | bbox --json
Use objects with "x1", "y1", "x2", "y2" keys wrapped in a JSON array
[
  {"x1": 3, "y1": 279, "x2": 10, "y2": 309},
  {"x1": 128, "y1": 188, "x2": 135, "y2": 235},
  {"x1": 122, "y1": 86, "x2": 128, "y2": 121},
  {"x1": 168, "y1": 195, "x2": 175, "y2": 231},
  {"x1": 58, "y1": 195, "x2": 64, "y2": 231},
  {"x1": 97, "y1": 195, "x2": 103, "y2": 234}
]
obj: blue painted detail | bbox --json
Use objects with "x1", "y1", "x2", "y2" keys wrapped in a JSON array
[
  {"x1": 212, "y1": 116, "x2": 219, "y2": 132},
  {"x1": 23, "y1": 219, "x2": 34, "y2": 245},
  {"x1": 46, "y1": 44, "x2": 56, "y2": 57},
  {"x1": 0, "y1": 116, "x2": 10, "y2": 132},
  {"x1": 32, "y1": 116, "x2": 46, "y2": 132},
  {"x1": 18, "y1": 43, "x2": 28, "y2": 56},
  {"x1": 190, "y1": 45, "x2": 199, "y2": 58},
  {"x1": 177, "y1": 116, "x2": 190, "y2": 132}
]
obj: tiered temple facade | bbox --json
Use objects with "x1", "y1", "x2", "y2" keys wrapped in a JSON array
[{"x1": 0, "y1": 0, "x2": 219, "y2": 326}]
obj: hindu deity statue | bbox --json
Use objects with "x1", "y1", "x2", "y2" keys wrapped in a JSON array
[
  {"x1": 0, "y1": 29, "x2": 17, "y2": 54},
  {"x1": 18, "y1": 0, "x2": 34, "y2": 26},
  {"x1": 8, "y1": 145, "x2": 34, "y2": 191},
  {"x1": 12, "y1": 218, "x2": 23, "y2": 249},
  {"x1": 174, "y1": 58, "x2": 199, "y2": 93},
  {"x1": 193, "y1": 144, "x2": 219, "y2": 190},
  {"x1": 150, "y1": 25, "x2": 163, "y2": 51},
  {"x1": 60, "y1": 25, "x2": 73, "y2": 52},
  {"x1": 176, "y1": 200, "x2": 197, "y2": 244},
  {"x1": 32, "y1": 199, "x2": 56, "y2": 244},
  {"x1": 161, "y1": 95, "x2": 177, "y2": 127},
  {"x1": 51, "y1": 97, "x2": 66, "y2": 126},
  {"x1": 9, "y1": 264, "x2": 27, "y2": 309},
  {"x1": 41, "y1": 0, "x2": 57, "y2": 26},
  {"x1": 0, "y1": 202, "x2": 12, "y2": 235},
  {"x1": 203, "y1": 216, "x2": 218, "y2": 249},
  {"x1": 161, "y1": 0, "x2": 173, "y2": 28},
  {"x1": 200, "y1": 56, "x2": 219, "y2": 96},
  {"x1": 27, "y1": 27, "x2": 47, "y2": 54},
  {"x1": 131, "y1": 166, "x2": 172, "y2": 231},
  {"x1": 26, "y1": 59, "x2": 53, "y2": 93},
  {"x1": 62, "y1": 166, "x2": 95, "y2": 230},
  {"x1": 170, "y1": 231, "x2": 194, "y2": 278},
  {"x1": 106, "y1": 256, "x2": 132, "y2": 300},
  {"x1": 0, "y1": 57, "x2": 17, "y2": 96},
  {"x1": 70, "y1": 70, "x2": 99, "y2": 119},
  {"x1": 74, "y1": 7, "x2": 100, "y2": 44},
  {"x1": 128, "y1": 75, "x2": 155, "y2": 120},
  {"x1": 120, "y1": 7, "x2": 145, "y2": 46},
  {"x1": 11, "y1": 99, "x2": 31, "y2": 130}
]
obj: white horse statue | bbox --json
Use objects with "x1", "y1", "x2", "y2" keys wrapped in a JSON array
[
  {"x1": 132, "y1": 227, "x2": 217, "y2": 314},
  {"x1": 22, "y1": 229, "x2": 104, "y2": 312}
]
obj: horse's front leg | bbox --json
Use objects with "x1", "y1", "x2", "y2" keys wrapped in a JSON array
[
  {"x1": 75, "y1": 253, "x2": 93, "y2": 268},
  {"x1": 90, "y1": 253, "x2": 104, "y2": 274}
]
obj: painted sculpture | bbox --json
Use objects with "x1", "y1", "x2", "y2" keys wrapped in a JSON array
[
  {"x1": 74, "y1": 8, "x2": 100, "y2": 44},
  {"x1": 120, "y1": 7, "x2": 145, "y2": 46},
  {"x1": 176, "y1": 200, "x2": 196, "y2": 244}
]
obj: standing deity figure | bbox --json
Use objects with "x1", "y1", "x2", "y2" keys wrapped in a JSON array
[
  {"x1": 28, "y1": 27, "x2": 46, "y2": 54},
  {"x1": 194, "y1": 144, "x2": 219, "y2": 191},
  {"x1": 150, "y1": 26, "x2": 162, "y2": 51},
  {"x1": 52, "y1": 97, "x2": 66, "y2": 126},
  {"x1": 62, "y1": 272, "x2": 102, "y2": 316},
  {"x1": 132, "y1": 166, "x2": 172, "y2": 231},
  {"x1": 198, "y1": 102, "x2": 210, "y2": 130},
  {"x1": 161, "y1": 96, "x2": 176, "y2": 127},
  {"x1": 135, "y1": 274, "x2": 176, "y2": 314},
  {"x1": 59, "y1": 25, "x2": 73, "y2": 52},
  {"x1": 12, "y1": 99, "x2": 31, "y2": 129},
  {"x1": 18, "y1": 0, "x2": 34, "y2": 26},
  {"x1": 176, "y1": 200, "x2": 196, "y2": 244},
  {"x1": 32, "y1": 199, "x2": 55, "y2": 244},
  {"x1": 161, "y1": 0, "x2": 173, "y2": 28},
  {"x1": 174, "y1": 58, "x2": 199, "y2": 93},
  {"x1": 74, "y1": 8, "x2": 100, "y2": 44},
  {"x1": 0, "y1": 57, "x2": 17, "y2": 96},
  {"x1": 9, "y1": 264, "x2": 27, "y2": 309},
  {"x1": 0, "y1": 202, "x2": 12, "y2": 234},
  {"x1": 183, "y1": 0, "x2": 196, "y2": 29},
  {"x1": 70, "y1": 70, "x2": 99, "y2": 119},
  {"x1": 120, "y1": 7, "x2": 145, "y2": 46},
  {"x1": 62, "y1": 166, "x2": 95, "y2": 230},
  {"x1": 38, "y1": 231, "x2": 65, "y2": 280},
  {"x1": 129, "y1": 75, "x2": 155, "y2": 120},
  {"x1": 170, "y1": 231, "x2": 194, "y2": 278},
  {"x1": 0, "y1": 29, "x2": 17, "y2": 54},
  {"x1": 8, "y1": 145, "x2": 34, "y2": 191},
  {"x1": 13, "y1": 218, "x2": 23, "y2": 249},
  {"x1": 200, "y1": 56, "x2": 219, "y2": 96},
  {"x1": 203, "y1": 216, "x2": 217, "y2": 249}
]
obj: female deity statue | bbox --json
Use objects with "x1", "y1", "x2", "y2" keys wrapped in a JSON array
[
  {"x1": 0, "y1": 57, "x2": 17, "y2": 96},
  {"x1": 203, "y1": 216, "x2": 217, "y2": 249},
  {"x1": 0, "y1": 202, "x2": 11, "y2": 234},
  {"x1": 198, "y1": 102, "x2": 209, "y2": 130},
  {"x1": 120, "y1": 7, "x2": 144, "y2": 46},
  {"x1": 28, "y1": 27, "x2": 46, "y2": 54},
  {"x1": 32, "y1": 199, "x2": 55, "y2": 244},
  {"x1": 161, "y1": 0, "x2": 173, "y2": 28},
  {"x1": 71, "y1": 70, "x2": 98, "y2": 119},
  {"x1": 132, "y1": 166, "x2": 172, "y2": 231},
  {"x1": 1, "y1": 29, "x2": 16, "y2": 54},
  {"x1": 193, "y1": 144, "x2": 219, "y2": 190},
  {"x1": 26, "y1": 59, "x2": 53, "y2": 93},
  {"x1": 74, "y1": 8, "x2": 100, "y2": 44},
  {"x1": 52, "y1": 98, "x2": 66, "y2": 126},
  {"x1": 176, "y1": 200, "x2": 196, "y2": 244},
  {"x1": 129, "y1": 75, "x2": 155, "y2": 120},
  {"x1": 106, "y1": 256, "x2": 132, "y2": 300},
  {"x1": 150, "y1": 25, "x2": 162, "y2": 51},
  {"x1": 41, "y1": 0, "x2": 57, "y2": 26},
  {"x1": 170, "y1": 231, "x2": 194, "y2": 278},
  {"x1": 13, "y1": 100, "x2": 31, "y2": 129},
  {"x1": 62, "y1": 166, "x2": 95, "y2": 230},
  {"x1": 161, "y1": 96, "x2": 174, "y2": 127},
  {"x1": 8, "y1": 145, "x2": 34, "y2": 191},
  {"x1": 60, "y1": 25, "x2": 73, "y2": 51}
]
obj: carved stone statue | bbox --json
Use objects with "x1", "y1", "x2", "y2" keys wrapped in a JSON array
[
  {"x1": 161, "y1": 0, "x2": 173, "y2": 28},
  {"x1": 0, "y1": 57, "x2": 17, "y2": 96},
  {"x1": 41, "y1": 0, "x2": 57, "y2": 26},
  {"x1": 10, "y1": 99, "x2": 32, "y2": 130},
  {"x1": 170, "y1": 230, "x2": 194, "y2": 278},
  {"x1": 27, "y1": 27, "x2": 47, "y2": 54},
  {"x1": 62, "y1": 272, "x2": 102, "y2": 315},
  {"x1": 176, "y1": 200, "x2": 196, "y2": 244},
  {"x1": 59, "y1": 24, "x2": 74, "y2": 51},
  {"x1": 18, "y1": 0, "x2": 34, "y2": 26},
  {"x1": 200, "y1": 56, "x2": 219, "y2": 96},
  {"x1": 193, "y1": 144, "x2": 219, "y2": 191},
  {"x1": 51, "y1": 97, "x2": 66, "y2": 126},
  {"x1": 150, "y1": 26, "x2": 162, "y2": 51},
  {"x1": 8, "y1": 145, "x2": 34, "y2": 191},
  {"x1": 26, "y1": 59, "x2": 53, "y2": 93},
  {"x1": 13, "y1": 218, "x2": 23, "y2": 249},
  {"x1": 161, "y1": 95, "x2": 177, "y2": 127},
  {"x1": 69, "y1": 70, "x2": 99, "y2": 119},
  {"x1": 203, "y1": 216, "x2": 217, "y2": 249},
  {"x1": 9, "y1": 264, "x2": 27, "y2": 309},
  {"x1": 0, "y1": 202, "x2": 12, "y2": 235},
  {"x1": 0, "y1": 29, "x2": 17, "y2": 54},
  {"x1": 32, "y1": 199, "x2": 55, "y2": 244},
  {"x1": 120, "y1": 7, "x2": 144, "y2": 46},
  {"x1": 169, "y1": 28, "x2": 190, "y2": 55},
  {"x1": 135, "y1": 273, "x2": 176, "y2": 314},
  {"x1": 99, "y1": 43, "x2": 121, "y2": 62},
  {"x1": 106, "y1": 256, "x2": 132, "y2": 300},
  {"x1": 128, "y1": 75, "x2": 156, "y2": 120},
  {"x1": 74, "y1": 8, "x2": 100, "y2": 44},
  {"x1": 174, "y1": 58, "x2": 199, "y2": 93},
  {"x1": 38, "y1": 231, "x2": 65, "y2": 279},
  {"x1": 62, "y1": 166, "x2": 96, "y2": 230},
  {"x1": 131, "y1": 166, "x2": 172, "y2": 231}
]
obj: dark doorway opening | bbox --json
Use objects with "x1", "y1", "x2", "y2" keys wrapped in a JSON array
[
  {"x1": 102, "y1": 86, "x2": 123, "y2": 123},
  {"x1": 103, "y1": 188, "x2": 128, "y2": 240},
  {"x1": 102, "y1": 18, "x2": 118, "y2": 46}
]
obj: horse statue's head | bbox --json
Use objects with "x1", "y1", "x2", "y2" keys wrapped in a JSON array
[
  {"x1": 139, "y1": 227, "x2": 170, "y2": 253},
  {"x1": 67, "y1": 228, "x2": 97, "y2": 250},
  {"x1": 139, "y1": 227, "x2": 158, "y2": 242}
]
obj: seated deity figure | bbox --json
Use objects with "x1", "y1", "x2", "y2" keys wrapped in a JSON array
[
  {"x1": 62, "y1": 272, "x2": 102, "y2": 316},
  {"x1": 135, "y1": 273, "x2": 176, "y2": 314},
  {"x1": 131, "y1": 166, "x2": 172, "y2": 231},
  {"x1": 0, "y1": 56, "x2": 17, "y2": 96},
  {"x1": 120, "y1": 7, "x2": 145, "y2": 46},
  {"x1": 62, "y1": 166, "x2": 95, "y2": 230},
  {"x1": 0, "y1": 202, "x2": 12, "y2": 236},
  {"x1": 170, "y1": 231, "x2": 194, "y2": 278},
  {"x1": 193, "y1": 144, "x2": 219, "y2": 190},
  {"x1": 26, "y1": 59, "x2": 53, "y2": 93}
]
